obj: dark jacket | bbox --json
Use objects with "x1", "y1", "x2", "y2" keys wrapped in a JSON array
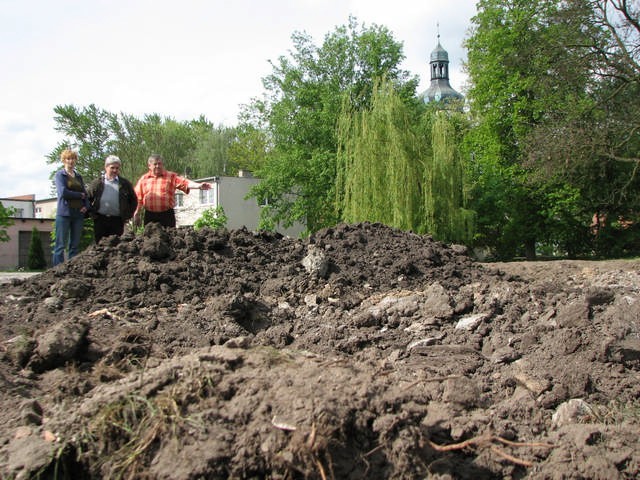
[
  {"x1": 54, "y1": 168, "x2": 90, "y2": 216},
  {"x1": 87, "y1": 175, "x2": 138, "y2": 221}
]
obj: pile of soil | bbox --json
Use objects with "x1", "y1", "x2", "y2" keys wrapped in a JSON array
[{"x1": 1, "y1": 222, "x2": 639, "y2": 479}]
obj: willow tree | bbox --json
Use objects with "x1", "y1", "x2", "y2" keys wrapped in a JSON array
[
  {"x1": 337, "y1": 79, "x2": 474, "y2": 243},
  {"x1": 423, "y1": 112, "x2": 475, "y2": 243},
  {"x1": 337, "y1": 79, "x2": 422, "y2": 231}
]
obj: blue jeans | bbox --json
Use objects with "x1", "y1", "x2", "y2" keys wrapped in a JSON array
[{"x1": 53, "y1": 210, "x2": 84, "y2": 266}]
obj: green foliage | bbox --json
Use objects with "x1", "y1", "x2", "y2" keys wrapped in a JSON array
[
  {"x1": 0, "y1": 202, "x2": 15, "y2": 243},
  {"x1": 337, "y1": 79, "x2": 474, "y2": 243},
  {"x1": 337, "y1": 79, "x2": 423, "y2": 231},
  {"x1": 193, "y1": 207, "x2": 228, "y2": 231},
  {"x1": 191, "y1": 124, "x2": 240, "y2": 177},
  {"x1": 48, "y1": 104, "x2": 117, "y2": 188},
  {"x1": 245, "y1": 17, "x2": 418, "y2": 233},
  {"x1": 423, "y1": 112, "x2": 475, "y2": 243},
  {"x1": 464, "y1": 0, "x2": 640, "y2": 258},
  {"x1": 49, "y1": 106, "x2": 236, "y2": 190},
  {"x1": 27, "y1": 227, "x2": 47, "y2": 270}
]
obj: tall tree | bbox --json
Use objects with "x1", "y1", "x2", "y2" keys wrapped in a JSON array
[
  {"x1": 465, "y1": 0, "x2": 640, "y2": 258},
  {"x1": 337, "y1": 79, "x2": 423, "y2": 231},
  {"x1": 423, "y1": 112, "x2": 475, "y2": 243},
  {"x1": 244, "y1": 17, "x2": 419, "y2": 233},
  {"x1": 337, "y1": 79, "x2": 474, "y2": 243},
  {"x1": 191, "y1": 123, "x2": 239, "y2": 177},
  {"x1": 47, "y1": 104, "x2": 116, "y2": 186},
  {"x1": 522, "y1": 0, "x2": 640, "y2": 240}
]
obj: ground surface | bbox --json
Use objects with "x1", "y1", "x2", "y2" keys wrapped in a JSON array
[{"x1": 0, "y1": 222, "x2": 639, "y2": 479}]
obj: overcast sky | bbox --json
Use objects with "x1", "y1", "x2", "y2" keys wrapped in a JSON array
[{"x1": 0, "y1": 0, "x2": 477, "y2": 201}]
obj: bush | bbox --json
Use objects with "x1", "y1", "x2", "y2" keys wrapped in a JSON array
[
  {"x1": 28, "y1": 226, "x2": 47, "y2": 270},
  {"x1": 193, "y1": 207, "x2": 228, "y2": 231}
]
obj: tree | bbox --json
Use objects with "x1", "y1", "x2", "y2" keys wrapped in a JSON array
[
  {"x1": 337, "y1": 78, "x2": 474, "y2": 243},
  {"x1": 244, "y1": 17, "x2": 419, "y2": 233},
  {"x1": 0, "y1": 202, "x2": 15, "y2": 243},
  {"x1": 27, "y1": 227, "x2": 47, "y2": 270},
  {"x1": 47, "y1": 104, "x2": 116, "y2": 187},
  {"x1": 462, "y1": 0, "x2": 636, "y2": 258},
  {"x1": 423, "y1": 112, "x2": 475, "y2": 243},
  {"x1": 337, "y1": 79, "x2": 423, "y2": 231},
  {"x1": 191, "y1": 123, "x2": 239, "y2": 177},
  {"x1": 49, "y1": 107, "x2": 236, "y2": 190}
]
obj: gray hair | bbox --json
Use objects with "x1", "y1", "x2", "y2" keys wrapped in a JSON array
[{"x1": 105, "y1": 155, "x2": 121, "y2": 166}]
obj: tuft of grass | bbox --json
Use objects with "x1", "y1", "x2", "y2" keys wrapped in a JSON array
[
  {"x1": 79, "y1": 387, "x2": 206, "y2": 479},
  {"x1": 589, "y1": 399, "x2": 640, "y2": 425}
]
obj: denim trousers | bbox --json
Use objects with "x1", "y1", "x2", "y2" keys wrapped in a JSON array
[{"x1": 53, "y1": 210, "x2": 84, "y2": 266}]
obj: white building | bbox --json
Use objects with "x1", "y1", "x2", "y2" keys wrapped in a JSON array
[{"x1": 174, "y1": 171, "x2": 305, "y2": 237}]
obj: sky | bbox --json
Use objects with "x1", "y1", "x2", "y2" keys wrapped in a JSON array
[{"x1": 0, "y1": 0, "x2": 477, "y2": 201}]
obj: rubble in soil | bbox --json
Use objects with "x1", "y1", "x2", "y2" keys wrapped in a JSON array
[{"x1": 1, "y1": 222, "x2": 639, "y2": 479}]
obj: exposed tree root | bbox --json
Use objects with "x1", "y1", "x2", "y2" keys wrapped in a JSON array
[{"x1": 427, "y1": 432, "x2": 556, "y2": 468}]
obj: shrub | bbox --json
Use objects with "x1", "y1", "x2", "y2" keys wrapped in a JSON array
[
  {"x1": 193, "y1": 207, "x2": 228, "y2": 231},
  {"x1": 28, "y1": 226, "x2": 47, "y2": 270}
]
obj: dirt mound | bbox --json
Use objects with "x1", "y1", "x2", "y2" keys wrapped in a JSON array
[{"x1": 1, "y1": 222, "x2": 639, "y2": 479}]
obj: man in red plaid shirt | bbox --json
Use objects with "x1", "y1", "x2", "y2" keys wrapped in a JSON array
[{"x1": 133, "y1": 154, "x2": 211, "y2": 227}]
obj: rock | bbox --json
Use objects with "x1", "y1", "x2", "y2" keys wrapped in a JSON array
[
  {"x1": 29, "y1": 319, "x2": 89, "y2": 372},
  {"x1": 552, "y1": 399, "x2": 595, "y2": 428},
  {"x1": 455, "y1": 313, "x2": 488, "y2": 331},
  {"x1": 301, "y1": 245, "x2": 330, "y2": 278}
]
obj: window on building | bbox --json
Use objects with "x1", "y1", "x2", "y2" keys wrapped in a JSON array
[
  {"x1": 175, "y1": 193, "x2": 184, "y2": 208},
  {"x1": 15, "y1": 208, "x2": 24, "y2": 218},
  {"x1": 200, "y1": 189, "x2": 215, "y2": 205}
]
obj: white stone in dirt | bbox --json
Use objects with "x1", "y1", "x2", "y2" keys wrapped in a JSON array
[
  {"x1": 301, "y1": 245, "x2": 329, "y2": 278},
  {"x1": 552, "y1": 398, "x2": 595, "y2": 428},
  {"x1": 455, "y1": 313, "x2": 488, "y2": 331}
]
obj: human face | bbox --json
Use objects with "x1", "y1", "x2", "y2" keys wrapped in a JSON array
[
  {"x1": 148, "y1": 158, "x2": 165, "y2": 176},
  {"x1": 104, "y1": 163, "x2": 120, "y2": 180},
  {"x1": 62, "y1": 156, "x2": 77, "y2": 172}
]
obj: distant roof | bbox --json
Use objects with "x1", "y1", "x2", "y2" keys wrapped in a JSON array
[{"x1": 1, "y1": 194, "x2": 35, "y2": 201}]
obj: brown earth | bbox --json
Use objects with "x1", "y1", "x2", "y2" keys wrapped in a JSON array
[{"x1": 0, "y1": 222, "x2": 639, "y2": 479}]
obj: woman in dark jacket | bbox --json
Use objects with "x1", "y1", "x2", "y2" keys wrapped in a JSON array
[
  {"x1": 53, "y1": 149, "x2": 90, "y2": 266},
  {"x1": 87, "y1": 155, "x2": 138, "y2": 243}
]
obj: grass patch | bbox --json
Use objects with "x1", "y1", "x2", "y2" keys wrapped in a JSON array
[{"x1": 589, "y1": 399, "x2": 640, "y2": 425}]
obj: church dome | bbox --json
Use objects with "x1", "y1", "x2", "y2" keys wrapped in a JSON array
[
  {"x1": 421, "y1": 37, "x2": 464, "y2": 105},
  {"x1": 430, "y1": 43, "x2": 449, "y2": 62}
]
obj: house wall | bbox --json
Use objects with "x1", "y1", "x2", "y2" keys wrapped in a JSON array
[
  {"x1": 35, "y1": 198, "x2": 57, "y2": 219},
  {"x1": 0, "y1": 218, "x2": 54, "y2": 270}
]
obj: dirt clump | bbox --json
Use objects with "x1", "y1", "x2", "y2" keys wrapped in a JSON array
[{"x1": 0, "y1": 222, "x2": 639, "y2": 479}]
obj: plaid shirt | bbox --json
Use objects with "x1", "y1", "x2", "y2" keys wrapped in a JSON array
[{"x1": 134, "y1": 170, "x2": 190, "y2": 212}]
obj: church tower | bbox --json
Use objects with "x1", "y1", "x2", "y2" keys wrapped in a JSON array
[{"x1": 421, "y1": 32, "x2": 464, "y2": 105}]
